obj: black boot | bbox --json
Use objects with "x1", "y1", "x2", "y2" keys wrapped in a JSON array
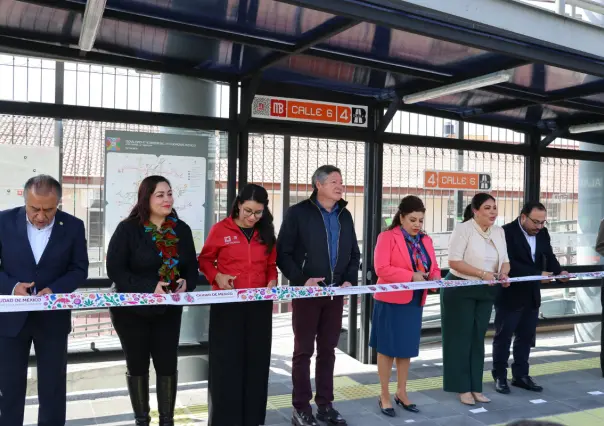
[
  {"x1": 157, "y1": 373, "x2": 178, "y2": 426},
  {"x1": 126, "y1": 374, "x2": 151, "y2": 426}
]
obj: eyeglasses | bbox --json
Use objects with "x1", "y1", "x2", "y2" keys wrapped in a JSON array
[
  {"x1": 242, "y1": 208, "x2": 264, "y2": 218},
  {"x1": 527, "y1": 216, "x2": 547, "y2": 226}
]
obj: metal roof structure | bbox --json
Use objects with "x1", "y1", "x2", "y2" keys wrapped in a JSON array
[{"x1": 2, "y1": 0, "x2": 604, "y2": 146}]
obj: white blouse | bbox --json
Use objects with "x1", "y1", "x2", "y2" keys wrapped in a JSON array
[{"x1": 448, "y1": 219, "x2": 509, "y2": 280}]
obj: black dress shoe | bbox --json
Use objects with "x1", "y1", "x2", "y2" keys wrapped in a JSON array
[
  {"x1": 394, "y1": 394, "x2": 420, "y2": 413},
  {"x1": 378, "y1": 398, "x2": 396, "y2": 417},
  {"x1": 316, "y1": 406, "x2": 347, "y2": 425},
  {"x1": 292, "y1": 410, "x2": 319, "y2": 426},
  {"x1": 511, "y1": 376, "x2": 543, "y2": 392},
  {"x1": 495, "y1": 378, "x2": 511, "y2": 394}
]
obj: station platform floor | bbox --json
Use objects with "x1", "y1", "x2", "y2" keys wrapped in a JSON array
[{"x1": 23, "y1": 314, "x2": 604, "y2": 426}]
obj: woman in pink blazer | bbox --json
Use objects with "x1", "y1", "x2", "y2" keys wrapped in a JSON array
[{"x1": 370, "y1": 196, "x2": 441, "y2": 418}]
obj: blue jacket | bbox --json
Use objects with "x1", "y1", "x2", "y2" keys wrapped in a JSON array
[{"x1": 0, "y1": 207, "x2": 89, "y2": 337}]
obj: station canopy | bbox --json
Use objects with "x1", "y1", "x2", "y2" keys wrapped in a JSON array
[{"x1": 3, "y1": 0, "x2": 604, "y2": 143}]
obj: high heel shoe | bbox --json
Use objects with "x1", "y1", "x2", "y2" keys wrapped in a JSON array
[
  {"x1": 472, "y1": 392, "x2": 491, "y2": 403},
  {"x1": 459, "y1": 392, "x2": 475, "y2": 406},
  {"x1": 378, "y1": 397, "x2": 396, "y2": 417},
  {"x1": 394, "y1": 394, "x2": 419, "y2": 413}
]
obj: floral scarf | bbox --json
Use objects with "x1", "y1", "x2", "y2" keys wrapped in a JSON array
[
  {"x1": 401, "y1": 228, "x2": 429, "y2": 273},
  {"x1": 144, "y1": 216, "x2": 180, "y2": 283}
]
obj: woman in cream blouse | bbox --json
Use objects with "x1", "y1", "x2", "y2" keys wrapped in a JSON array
[{"x1": 441, "y1": 193, "x2": 511, "y2": 406}]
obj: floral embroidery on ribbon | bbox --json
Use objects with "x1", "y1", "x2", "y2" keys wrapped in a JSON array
[{"x1": 144, "y1": 216, "x2": 180, "y2": 283}]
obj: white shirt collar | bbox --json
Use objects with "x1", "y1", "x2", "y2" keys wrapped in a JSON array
[{"x1": 518, "y1": 218, "x2": 534, "y2": 239}]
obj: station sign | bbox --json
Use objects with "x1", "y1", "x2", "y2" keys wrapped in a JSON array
[
  {"x1": 424, "y1": 170, "x2": 492, "y2": 191},
  {"x1": 251, "y1": 96, "x2": 368, "y2": 128}
]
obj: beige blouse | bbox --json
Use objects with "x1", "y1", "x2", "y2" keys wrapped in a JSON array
[{"x1": 448, "y1": 219, "x2": 509, "y2": 280}]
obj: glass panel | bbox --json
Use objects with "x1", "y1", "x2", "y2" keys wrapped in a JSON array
[
  {"x1": 382, "y1": 145, "x2": 525, "y2": 328},
  {"x1": 63, "y1": 62, "x2": 229, "y2": 118},
  {"x1": 539, "y1": 157, "x2": 603, "y2": 341},
  {"x1": 385, "y1": 112, "x2": 524, "y2": 144},
  {"x1": 57, "y1": 120, "x2": 228, "y2": 278},
  {"x1": 382, "y1": 146, "x2": 525, "y2": 267},
  {"x1": 0, "y1": 54, "x2": 55, "y2": 103},
  {"x1": 463, "y1": 122, "x2": 525, "y2": 144},
  {"x1": 385, "y1": 111, "x2": 458, "y2": 137},
  {"x1": 248, "y1": 134, "x2": 285, "y2": 230},
  {"x1": 548, "y1": 137, "x2": 604, "y2": 152},
  {"x1": 540, "y1": 157, "x2": 604, "y2": 267}
]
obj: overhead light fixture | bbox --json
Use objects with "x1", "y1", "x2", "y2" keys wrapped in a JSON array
[
  {"x1": 78, "y1": 0, "x2": 107, "y2": 52},
  {"x1": 403, "y1": 70, "x2": 513, "y2": 105},
  {"x1": 568, "y1": 122, "x2": 604, "y2": 134}
]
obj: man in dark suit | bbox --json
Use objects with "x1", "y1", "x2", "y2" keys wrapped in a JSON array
[
  {"x1": 492, "y1": 202, "x2": 567, "y2": 394},
  {"x1": 0, "y1": 175, "x2": 89, "y2": 426}
]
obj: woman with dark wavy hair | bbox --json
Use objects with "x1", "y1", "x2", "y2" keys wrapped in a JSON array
[
  {"x1": 371, "y1": 195, "x2": 441, "y2": 417},
  {"x1": 107, "y1": 175, "x2": 200, "y2": 426},
  {"x1": 199, "y1": 183, "x2": 277, "y2": 426}
]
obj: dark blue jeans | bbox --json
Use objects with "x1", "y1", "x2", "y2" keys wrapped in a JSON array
[{"x1": 492, "y1": 306, "x2": 539, "y2": 380}]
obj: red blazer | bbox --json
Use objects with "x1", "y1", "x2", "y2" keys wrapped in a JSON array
[
  {"x1": 198, "y1": 217, "x2": 278, "y2": 290},
  {"x1": 373, "y1": 228, "x2": 441, "y2": 306}
]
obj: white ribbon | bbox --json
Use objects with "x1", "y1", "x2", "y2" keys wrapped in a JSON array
[{"x1": 0, "y1": 272, "x2": 601, "y2": 313}]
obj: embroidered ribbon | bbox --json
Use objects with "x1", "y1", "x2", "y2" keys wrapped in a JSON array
[{"x1": 0, "y1": 272, "x2": 601, "y2": 313}]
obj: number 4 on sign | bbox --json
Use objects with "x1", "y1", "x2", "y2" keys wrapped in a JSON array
[
  {"x1": 340, "y1": 109, "x2": 348, "y2": 122},
  {"x1": 425, "y1": 171, "x2": 438, "y2": 188}
]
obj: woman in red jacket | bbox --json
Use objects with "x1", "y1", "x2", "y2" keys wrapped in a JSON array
[
  {"x1": 198, "y1": 184, "x2": 277, "y2": 426},
  {"x1": 370, "y1": 196, "x2": 441, "y2": 418}
]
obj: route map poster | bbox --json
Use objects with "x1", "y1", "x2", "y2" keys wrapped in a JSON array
[
  {"x1": 0, "y1": 145, "x2": 60, "y2": 211},
  {"x1": 103, "y1": 131, "x2": 210, "y2": 254}
]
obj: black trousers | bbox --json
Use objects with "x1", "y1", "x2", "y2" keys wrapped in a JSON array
[
  {"x1": 0, "y1": 313, "x2": 68, "y2": 426},
  {"x1": 110, "y1": 306, "x2": 183, "y2": 376},
  {"x1": 492, "y1": 305, "x2": 539, "y2": 380},
  {"x1": 208, "y1": 301, "x2": 273, "y2": 426}
]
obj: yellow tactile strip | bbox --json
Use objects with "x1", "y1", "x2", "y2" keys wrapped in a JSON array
[{"x1": 148, "y1": 356, "x2": 599, "y2": 425}]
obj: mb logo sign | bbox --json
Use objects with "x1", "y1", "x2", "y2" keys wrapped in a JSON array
[{"x1": 424, "y1": 170, "x2": 492, "y2": 191}]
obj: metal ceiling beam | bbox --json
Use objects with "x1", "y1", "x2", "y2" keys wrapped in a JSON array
[
  {"x1": 277, "y1": 0, "x2": 604, "y2": 79},
  {"x1": 22, "y1": 0, "x2": 293, "y2": 51},
  {"x1": 241, "y1": 16, "x2": 359, "y2": 79},
  {"x1": 0, "y1": 100, "x2": 232, "y2": 132},
  {"x1": 463, "y1": 80, "x2": 604, "y2": 117},
  {"x1": 0, "y1": 32, "x2": 236, "y2": 83},
  {"x1": 21, "y1": 0, "x2": 453, "y2": 81},
  {"x1": 540, "y1": 128, "x2": 567, "y2": 147},
  {"x1": 376, "y1": 97, "x2": 403, "y2": 135}
]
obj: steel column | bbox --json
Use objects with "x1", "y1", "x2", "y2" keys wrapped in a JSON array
[
  {"x1": 360, "y1": 106, "x2": 382, "y2": 365},
  {"x1": 280, "y1": 135, "x2": 292, "y2": 314},
  {"x1": 227, "y1": 81, "x2": 239, "y2": 209},
  {"x1": 54, "y1": 60, "x2": 64, "y2": 186},
  {"x1": 525, "y1": 131, "x2": 541, "y2": 203}
]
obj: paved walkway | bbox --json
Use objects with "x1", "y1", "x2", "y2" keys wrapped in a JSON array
[{"x1": 22, "y1": 314, "x2": 604, "y2": 425}]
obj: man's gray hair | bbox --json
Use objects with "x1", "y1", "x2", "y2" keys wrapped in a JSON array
[
  {"x1": 311, "y1": 165, "x2": 342, "y2": 190},
  {"x1": 24, "y1": 174, "x2": 62, "y2": 200}
]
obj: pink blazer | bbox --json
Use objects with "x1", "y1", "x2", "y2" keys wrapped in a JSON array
[{"x1": 373, "y1": 228, "x2": 441, "y2": 306}]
